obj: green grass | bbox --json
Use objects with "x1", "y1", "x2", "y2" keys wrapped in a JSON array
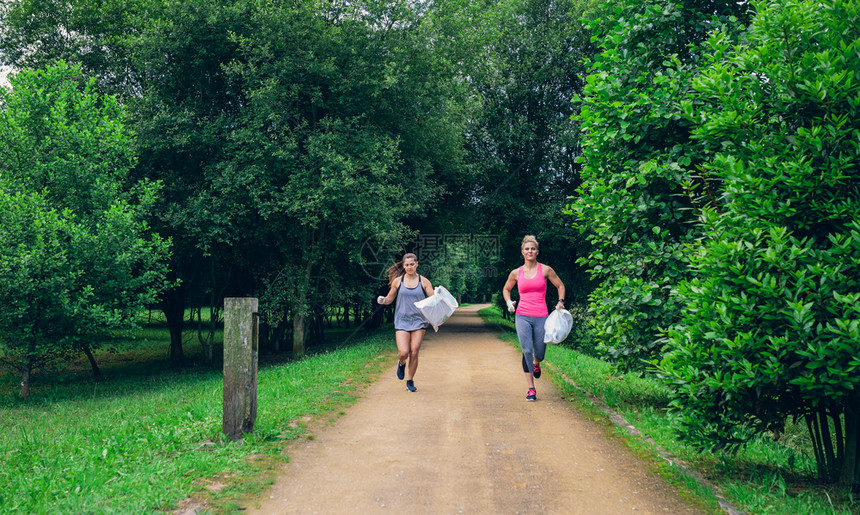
[
  {"x1": 0, "y1": 320, "x2": 393, "y2": 514},
  {"x1": 478, "y1": 304, "x2": 859, "y2": 515}
]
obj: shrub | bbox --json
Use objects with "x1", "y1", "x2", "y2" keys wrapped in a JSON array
[{"x1": 658, "y1": 0, "x2": 860, "y2": 486}]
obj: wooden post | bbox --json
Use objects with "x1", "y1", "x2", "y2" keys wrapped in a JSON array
[{"x1": 223, "y1": 297, "x2": 258, "y2": 441}]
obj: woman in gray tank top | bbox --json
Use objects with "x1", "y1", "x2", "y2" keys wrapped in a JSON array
[{"x1": 376, "y1": 253, "x2": 435, "y2": 392}]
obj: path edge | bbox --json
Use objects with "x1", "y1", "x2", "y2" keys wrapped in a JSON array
[{"x1": 547, "y1": 362, "x2": 745, "y2": 515}]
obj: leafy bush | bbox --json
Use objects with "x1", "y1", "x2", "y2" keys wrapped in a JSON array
[
  {"x1": 657, "y1": 0, "x2": 860, "y2": 486},
  {"x1": 568, "y1": 0, "x2": 751, "y2": 370},
  {"x1": 559, "y1": 302, "x2": 597, "y2": 356},
  {"x1": 0, "y1": 63, "x2": 171, "y2": 399}
]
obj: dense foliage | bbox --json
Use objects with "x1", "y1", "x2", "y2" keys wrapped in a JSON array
[
  {"x1": 222, "y1": 1, "x2": 467, "y2": 356},
  {"x1": 0, "y1": 63, "x2": 171, "y2": 399},
  {"x1": 568, "y1": 0, "x2": 752, "y2": 370},
  {"x1": 572, "y1": 0, "x2": 859, "y2": 487},
  {"x1": 657, "y1": 0, "x2": 860, "y2": 485},
  {"x1": 452, "y1": 0, "x2": 596, "y2": 298},
  {"x1": 0, "y1": 0, "x2": 597, "y2": 361}
]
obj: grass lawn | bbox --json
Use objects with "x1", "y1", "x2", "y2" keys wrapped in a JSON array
[{"x1": 0, "y1": 313, "x2": 394, "y2": 514}]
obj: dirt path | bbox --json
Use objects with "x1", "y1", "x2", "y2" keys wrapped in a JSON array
[{"x1": 243, "y1": 305, "x2": 707, "y2": 514}]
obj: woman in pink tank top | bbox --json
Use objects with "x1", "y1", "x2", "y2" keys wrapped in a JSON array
[{"x1": 502, "y1": 235, "x2": 566, "y2": 402}]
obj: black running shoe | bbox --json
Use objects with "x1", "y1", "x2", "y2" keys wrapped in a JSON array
[
  {"x1": 406, "y1": 380, "x2": 417, "y2": 392},
  {"x1": 533, "y1": 362, "x2": 542, "y2": 379},
  {"x1": 396, "y1": 361, "x2": 405, "y2": 380},
  {"x1": 526, "y1": 388, "x2": 537, "y2": 401}
]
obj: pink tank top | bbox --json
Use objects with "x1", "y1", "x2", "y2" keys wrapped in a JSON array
[{"x1": 516, "y1": 264, "x2": 548, "y2": 317}]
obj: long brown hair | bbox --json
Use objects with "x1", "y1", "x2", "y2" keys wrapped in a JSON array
[{"x1": 386, "y1": 252, "x2": 418, "y2": 284}]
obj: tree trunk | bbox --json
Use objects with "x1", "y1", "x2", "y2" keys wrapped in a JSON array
[
  {"x1": 199, "y1": 257, "x2": 228, "y2": 365},
  {"x1": 354, "y1": 303, "x2": 363, "y2": 327},
  {"x1": 161, "y1": 286, "x2": 186, "y2": 366},
  {"x1": 196, "y1": 303, "x2": 220, "y2": 366},
  {"x1": 311, "y1": 310, "x2": 324, "y2": 345},
  {"x1": 81, "y1": 343, "x2": 103, "y2": 381},
  {"x1": 807, "y1": 411, "x2": 827, "y2": 481},
  {"x1": 292, "y1": 312, "x2": 306, "y2": 358},
  {"x1": 292, "y1": 255, "x2": 315, "y2": 358},
  {"x1": 198, "y1": 306, "x2": 214, "y2": 364},
  {"x1": 820, "y1": 408, "x2": 838, "y2": 481},
  {"x1": 841, "y1": 396, "x2": 860, "y2": 490},
  {"x1": 20, "y1": 355, "x2": 33, "y2": 401}
]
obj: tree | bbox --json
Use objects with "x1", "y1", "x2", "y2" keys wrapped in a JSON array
[
  {"x1": 0, "y1": 0, "x2": 256, "y2": 365},
  {"x1": 225, "y1": 0, "x2": 464, "y2": 356},
  {"x1": 568, "y1": 0, "x2": 752, "y2": 369},
  {"x1": 125, "y1": 0, "x2": 253, "y2": 365},
  {"x1": 0, "y1": 62, "x2": 171, "y2": 399},
  {"x1": 0, "y1": 0, "x2": 475, "y2": 358},
  {"x1": 429, "y1": 0, "x2": 597, "y2": 300},
  {"x1": 657, "y1": 0, "x2": 860, "y2": 487}
]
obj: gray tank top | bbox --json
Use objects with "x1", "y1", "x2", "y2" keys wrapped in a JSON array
[{"x1": 394, "y1": 275, "x2": 428, "y2": 331}]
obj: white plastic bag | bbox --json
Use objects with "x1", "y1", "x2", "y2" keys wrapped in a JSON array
[
  {"x1": 414, "y1": 286, "x2": 459, "y2": 332},
  {"x1": 544, "y1": 309, "x2": 573, "y2": 344}
]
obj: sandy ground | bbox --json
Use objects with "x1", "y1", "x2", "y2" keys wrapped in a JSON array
[{"x1": 242, "y1": 304, "x2": 707, "y2": 514}]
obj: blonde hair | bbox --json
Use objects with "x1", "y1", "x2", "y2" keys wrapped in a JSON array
[
  {"x1": 386, "y1": 252, "x2": 418, "y2": 284},
  {"x1": 521, "y1": 235, "x2": 539, "y2": 249}
]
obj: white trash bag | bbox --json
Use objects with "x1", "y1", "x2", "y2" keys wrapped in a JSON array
[
  {"x1": 544, "y1": 309, "x2": 573, "y2": 344},
  {"x1": 414, "y1": 286, "x2": 459, "y2": 332}
]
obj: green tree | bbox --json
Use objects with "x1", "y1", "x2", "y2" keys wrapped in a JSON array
[
  {"x1": 430, "y1": 0, "x2": 597, "y2": 301},
  {"x1": 657, "y1": 0, "x2": 860, "y2": 486},
  {"x1": 0, "y1": 0, "x2": 255, "y2": 364},
  {"x1": 0, "y1": 0, "x2": 473, "y2": 358},
  {"x1": 125, "y1": 0, "x2": 253, "y2": 364},
  {"x1": 0, "y1": 63, "x2": 171, "y2": 399},
  {"x1": 225, "y1": 0, "x2": 464, "y2": 356},
  {"x1": 568, "y1": 0, "x2": 752, "y2": 369}
]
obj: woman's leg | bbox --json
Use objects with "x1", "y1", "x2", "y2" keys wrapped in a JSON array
[
  {"x1": 533, "y1": 316, "x2": 547, "y2": 364},
  {"x1": 406, "y1": 329, "x2": 426, "y2": 380},
  {"x1": 395, "y1": 330, "x2": 411, "y2": 366},
  {"x1": 515, "y1": 315, "x2": 537, "y2": 388}
]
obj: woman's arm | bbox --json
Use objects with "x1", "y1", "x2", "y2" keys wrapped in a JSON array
[
  {"x1": 423, "y1": 278, "x2": 434, "y2": 297},
  {"x1": 544, "y1": 265, "x2": 566, "y2": 309},
  {"x1": 502, "y1": 269, "x2": 518, "y2": 312},
  {"x1": 377, "y1": 278, "x2": 400, "y2": 305}
]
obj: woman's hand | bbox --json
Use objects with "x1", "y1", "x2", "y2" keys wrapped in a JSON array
[
  {"x1": 377, "y1": 296, "x2": 387, "y2": 305},
  {"x1": 506, "y1": 299, "x2": 516, "y2": 313}
]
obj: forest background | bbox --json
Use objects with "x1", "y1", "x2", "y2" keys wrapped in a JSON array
[{"x1": 0, "y1": 0, "x2": 858, "y2": 509}]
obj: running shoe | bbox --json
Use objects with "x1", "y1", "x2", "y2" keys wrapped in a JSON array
[
  {"x1": 396, "y1": 361, "x2": 405, "y2": 380},
  {"x1": 526, "y1": 388, "x2": 537, "y2": 401},
  {"x1": 406, "y1": 380, "x2": 417, "y2": 392},
  {"x1": 533, "y1": 361, "x2": 542, "y2": 379}
]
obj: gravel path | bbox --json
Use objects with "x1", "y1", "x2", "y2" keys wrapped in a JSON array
[{"x1": 243, "y1": 304, "x2": 708, "y2": 514}]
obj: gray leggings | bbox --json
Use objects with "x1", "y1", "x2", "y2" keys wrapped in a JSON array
[{"x1": 515, "y1": 314, "x2": 547, "y2": 372}]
